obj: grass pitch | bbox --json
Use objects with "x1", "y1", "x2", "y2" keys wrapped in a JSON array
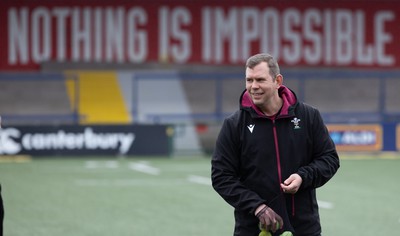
[{"x1": 0, "y1": 154, "x2": 399, "y2": 236}]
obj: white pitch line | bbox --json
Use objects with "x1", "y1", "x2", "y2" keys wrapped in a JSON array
[
  {"x1": 128, "y1": 162, "x2": 160, "y2": 175},
  {"x1": 187, "y1": 175, "x2": 211, "y2": 185},
  {"x1": 318, "y1": 200, "x2": 334, "y2": 209},
  {"x1": 85, "y1": 160, "x2": 119, "y2": 169}
]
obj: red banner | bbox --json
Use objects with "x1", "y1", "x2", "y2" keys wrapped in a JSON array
[{"x1": 1, "y1": 0, "x2": 399, "y2": 71}]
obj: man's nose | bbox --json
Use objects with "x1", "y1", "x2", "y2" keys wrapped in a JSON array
[{"x1": 251, "y1": 81, "x2": 260, "y2": 89}]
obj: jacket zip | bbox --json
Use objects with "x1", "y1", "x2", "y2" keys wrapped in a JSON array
[
  {"x1": 272, "y1": 119, "x2": 296, "y2": 217},
  {"x1": 272, "y1": 120, "x2": 282, "y2": 185}
]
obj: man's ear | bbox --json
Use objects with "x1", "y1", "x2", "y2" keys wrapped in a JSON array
[{"x1": 276, "y1": 74, "x2": 283, "y2": 87}]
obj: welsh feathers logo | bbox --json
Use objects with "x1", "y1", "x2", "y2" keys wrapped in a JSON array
[{"x1": 291, "y1": 117, "x2": 301, "y2": 129}]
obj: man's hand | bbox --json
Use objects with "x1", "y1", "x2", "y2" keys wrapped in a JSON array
[
  {"x1": 255, "y1": 204, "x2": 283, "y2": 233},
  {"x1": 281, "y1": 174, "x2": 302, "y2": 194}
]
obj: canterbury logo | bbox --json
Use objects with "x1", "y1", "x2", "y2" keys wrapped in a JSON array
[{"x1": 247, "y1": 124, "x2": 255, "y2": 133}]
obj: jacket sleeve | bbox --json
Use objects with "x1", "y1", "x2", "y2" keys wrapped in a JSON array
[
  {"x1": 297, "y1": 108, "x2": 340, "y2": 190},
  {"x1": 211, "y1": 117, "x2": 266, "y2": 214}
]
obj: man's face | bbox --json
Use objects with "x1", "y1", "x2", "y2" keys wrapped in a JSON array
[{"x1": 245, "y1": 62, "x2": 280, "y2": 108}]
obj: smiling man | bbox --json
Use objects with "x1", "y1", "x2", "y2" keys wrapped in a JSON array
[{"x1": 211, "y1": 53, "x2": 340, "y2": 236}]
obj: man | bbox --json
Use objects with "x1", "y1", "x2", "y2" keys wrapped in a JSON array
[
  {"x1": 0, "y1": 116, "x2": 3, "y2": 236},
  {"x1": 0, "y1": 184, "x2": 3, "y2": 236},
  {"x1": 211, "y1": 53, "x2": 340, "y2": 236}
]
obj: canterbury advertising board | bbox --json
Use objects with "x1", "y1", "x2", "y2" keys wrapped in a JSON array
[
  {"x1": 0, "y1": 125, "x2": 171, "y2": 156},
  {"x1": 327, "y1": 124, "x2": 383, "y2": 152},
  {"x1": 0, "y1": 0, "x2": 399, "y2": 70}
]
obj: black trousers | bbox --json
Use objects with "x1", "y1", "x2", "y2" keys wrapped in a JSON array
[{"x1": 0, "y1": 184, "x2": 3, "y2": 236}]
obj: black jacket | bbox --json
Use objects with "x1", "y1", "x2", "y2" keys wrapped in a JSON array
[{"x1": 211, "y1": 86, "x2": 340, "y2": 236}]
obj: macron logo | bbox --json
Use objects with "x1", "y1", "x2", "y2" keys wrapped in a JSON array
[{"x1": 247, "y1": 124, "x2": 255, "y2": 133}]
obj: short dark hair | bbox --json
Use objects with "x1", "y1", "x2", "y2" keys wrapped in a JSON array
[{"x1": 246, "y1": 53, "x2": 280, "y2": 79}]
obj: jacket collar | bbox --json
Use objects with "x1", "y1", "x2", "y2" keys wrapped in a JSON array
[{"x1": 240, "y1": 85, "x2": 298, "y2": 118}]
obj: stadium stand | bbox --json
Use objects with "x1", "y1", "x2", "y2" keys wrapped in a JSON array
[
  {"x1": 0, "y1": 74, "x2": 75, "y2": 125},
  {"x1": 65, "y1": 71, "x2": 131, "y2": 124}
]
